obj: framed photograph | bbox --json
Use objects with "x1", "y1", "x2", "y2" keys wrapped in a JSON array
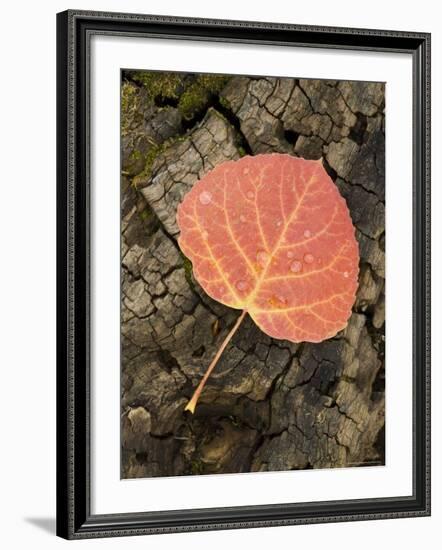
[{"x1": 56, "y1": 10, "x2": 431, "y2": 539}]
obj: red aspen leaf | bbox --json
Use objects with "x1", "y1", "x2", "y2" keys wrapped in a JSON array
[{"x1": 177, "y1": 154, "x2": 359, "y2": 344}]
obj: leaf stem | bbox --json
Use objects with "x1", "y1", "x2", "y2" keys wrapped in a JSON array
[{"x1": 184, "y1": 310, "x2": 248, "y2": 414}]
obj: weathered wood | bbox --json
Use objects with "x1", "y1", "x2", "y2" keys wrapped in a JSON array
[{"x1": 121, "y1": 73, "x2": 385, "y2": 478}]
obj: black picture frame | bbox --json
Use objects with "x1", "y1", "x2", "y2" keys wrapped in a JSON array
[{"x1": 56, "y1": 9, "x2": 431, "y2": 540}]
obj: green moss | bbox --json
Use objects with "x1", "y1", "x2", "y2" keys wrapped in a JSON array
[
  {"x1": 125, "y1": 72, "x2": 232, "y2": 186},
  {"x1": 137, "y1": 205, "x2": 160, "y2": 235},
  {"x1": 129, "y1": 149, "x2": 143, "y2": 162},
  {"x1": 124, "y1": 147, "x2": 148, "y2": 177},
  {"x1": 131, "y1": 71, "x2": 182, "y2": 101},
  {"x1": 218, "y1": 95, "x2": 231, "y2": 110},
  {"x1": 132, "y1": 144, "x2": 161, "y2": 187},
  {"x1": 237, "y1": 146, "x2": 247, "y2": 157},
  {"x1": 178, "y1": 87, "x2": 207, "y2": 120},
  {"x1": 121, "y1": 82, "x2": 142, "y2": 136},
  {"x1": 182, "y1": 256, "x2": 194, "y2": 286},
  {"x1": 178, "y1": 74, "x2": 230, "y2": 120},
  {"x1": 139, "y1": 208, "x2": 152, "y2": 222},
  {"x1": 190, "y1": 459, "x2": 204, "y2": 475},
  {"x1": 132, "y1": 133, "x2": 188, "y2": 188},
  {"x1": 128, "y1": 71, "x2": 230, "y2": 121},
  {"x1": 121, "y1": 81, "x2": 138, "y2": 111}
]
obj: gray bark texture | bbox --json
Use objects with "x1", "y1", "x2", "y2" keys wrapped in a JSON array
[{"x1": 120, "y1": 72, "x2": 385, "y2": 478}]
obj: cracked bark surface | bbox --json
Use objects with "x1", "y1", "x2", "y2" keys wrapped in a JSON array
[{"x1": 121, "y1": 73, "x2": 385, "y2": 478}]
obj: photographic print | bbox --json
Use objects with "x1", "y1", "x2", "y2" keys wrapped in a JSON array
[{"x1": 120, "y1": 70, "x2": 385, "y2": 479}]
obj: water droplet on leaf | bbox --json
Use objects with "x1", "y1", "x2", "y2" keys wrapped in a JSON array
[
  {"x1": 236, "y1": 280, "x2": 248, "y2": 291},
  {"x1": 304, "y1": 253, "x2": 314, "y2": 264},
  {"x1": 239, "y1": 214, "x2": 246, "y2": 223},
  {"x1": 256, "y1": 250, "x2": 269, "y2": 267},
  {"x1": 290, "y1": 260, "x2": 303, "y2": 273},
  {"x1": 287, "y1": 251, "x2": 294, "y2": 259},
  {"x1": 304, "y1": 229, "x2": 312, "y2": 238},
  {"x1": 343, "y1": 271, "x2": 349, "y2": 278},
  {"x1": 246, "y1": 191, "x2": 255, "y2": 200},
  {"x1": 199, "y1": 190, "x2": 212, "y2": 205}
]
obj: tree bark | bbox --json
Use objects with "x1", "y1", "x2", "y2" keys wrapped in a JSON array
[{"x1": 121, "y1": 73, "x2": 385, "y2": 478}]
